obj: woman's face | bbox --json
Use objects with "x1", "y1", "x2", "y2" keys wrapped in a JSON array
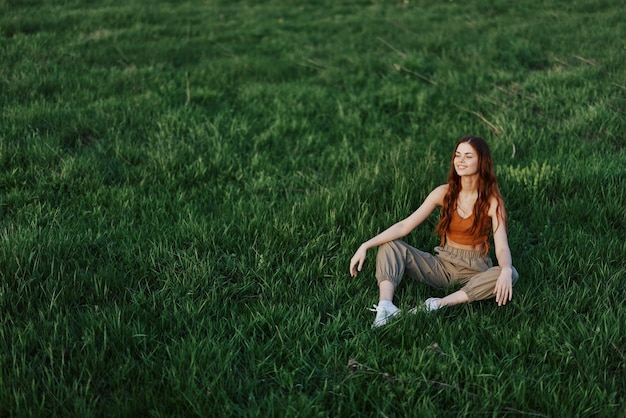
[{"x1": 454, "y1": 142, "x2": 479, "y2": 177}]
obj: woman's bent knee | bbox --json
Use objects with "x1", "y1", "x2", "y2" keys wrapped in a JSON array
[{"x1": 377, "y1": 240, "x2": 404, "y2": 256}]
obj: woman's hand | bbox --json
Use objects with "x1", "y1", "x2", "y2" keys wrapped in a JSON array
[
  {"x1": 349, "y1": 245, "x2": 367, "y2": 277},
  {"x1": 494, "y1": 268, "x2": 513, "y2": 306}
]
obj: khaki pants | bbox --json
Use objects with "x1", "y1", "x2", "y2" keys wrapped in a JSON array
[{"x1": 375, "y1": 240, "x2": 519, "y2": 302}]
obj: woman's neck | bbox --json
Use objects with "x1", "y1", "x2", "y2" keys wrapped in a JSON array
[{"x1": 459, "y1": 174, "x2": 479, "y2": 193}]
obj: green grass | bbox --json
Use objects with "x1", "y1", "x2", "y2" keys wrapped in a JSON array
[{"x1": 1, "y1": 0, "x2": 625, "y2": 416}]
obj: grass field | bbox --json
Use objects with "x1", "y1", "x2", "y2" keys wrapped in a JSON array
[{"x1": 1, "y1": 0, "x2": 625, "y2": 416}]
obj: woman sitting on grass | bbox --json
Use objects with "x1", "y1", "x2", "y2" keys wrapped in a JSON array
[{"x1": 349, "y1": 135, "x2": 519, "y2": 327}]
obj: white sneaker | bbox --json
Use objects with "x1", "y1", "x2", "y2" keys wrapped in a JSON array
[
  {"x1": 369, "y1": 303, "x2": 400, "y2": 328},
  {"x1": 408, "y1": 297, "x2": 442, "y2": 314},
  {"x1": 424, "y1": 297, "x2": 441, "y2": 312}
]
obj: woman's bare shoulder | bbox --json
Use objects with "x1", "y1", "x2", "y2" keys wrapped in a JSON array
[
  {"x1": 432, "y1": 184, "x2": 449, "y2": 196},
  {"x1": 488, "y1": 194, "x2": 505, "y2": 216},
  {"x1": 427, "y1": 184, "x2": 448, "y2": 205}
]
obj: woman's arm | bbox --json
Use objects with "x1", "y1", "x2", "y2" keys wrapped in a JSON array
[
  {"x1": 489, "y1": 197, "x2": 514, "y2": 306},
  {"x1": 349, "y1": 184, "x2": 447, "y2": 277}
]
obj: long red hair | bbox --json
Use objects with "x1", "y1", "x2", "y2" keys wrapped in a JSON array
[{"x1": 434, "y1": 135, "x2": 506, "y2": 254}]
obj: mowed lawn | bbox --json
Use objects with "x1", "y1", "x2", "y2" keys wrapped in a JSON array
[{"x1": 1, "y1": 0, "x2": 625, "y2": 416}]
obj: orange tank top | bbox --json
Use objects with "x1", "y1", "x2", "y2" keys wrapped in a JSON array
[{"x1": 446, "y1": 211, "x2": 488, "y2": 246}]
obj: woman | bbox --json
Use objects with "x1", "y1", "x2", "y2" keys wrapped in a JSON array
[{"x1": 349, "y1": 135, "x2": 519, "y2": 327}]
